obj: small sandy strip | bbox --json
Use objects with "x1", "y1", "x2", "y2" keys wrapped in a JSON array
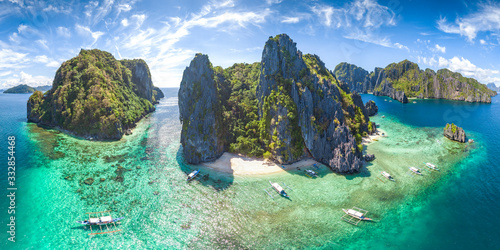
[{"x1": 201, "y1": 152, "x2": 319, "y2": 176}]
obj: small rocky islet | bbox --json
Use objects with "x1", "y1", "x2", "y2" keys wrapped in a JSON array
[
  {"x1": 26, "y1": 49, "x2": 164, "y2": 140},
  {"x1": 443, "y1": 123, "x2": 467, "y2": 143}
]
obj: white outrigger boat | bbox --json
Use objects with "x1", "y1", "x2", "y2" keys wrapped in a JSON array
[
  {"x1": 409, "y1": 167, "x2": 422, "y2": 175},
  {"x1": 305, "y1": 169, "x2": 318, "y2": 178},
  {"x1": 76, "y1": 211, "x2": 123, "y2": 235},
  {"x1": 381, "y1": 171, "x2": 395, "y2": 181},
  {"x1": 341, "y1": 207, "x2": 372, "y2": 225},
  {"x1": 264, "y1": 181, "x2": 292, "y2": 199},
  {"x1": 425, "y1": 162, "x2": 439, "y2": 171},
  {"x1": 187, "y1": 169, "x2": 200, "y2": 182}
]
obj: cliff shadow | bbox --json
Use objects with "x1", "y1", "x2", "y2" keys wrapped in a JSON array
[
  {"x1": 342, "y1": 161, "x2": 373, "y2": 180},
  {"x1": 176, "y1": 147, "x2": 234, "y2": 191}
]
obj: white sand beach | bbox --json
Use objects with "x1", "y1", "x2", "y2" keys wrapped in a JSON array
[{"x1": 201, "y1": 152, "x2": 319, "y2": 176}]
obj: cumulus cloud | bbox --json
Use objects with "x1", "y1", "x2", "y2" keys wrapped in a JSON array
[
  {"x1": 1, "y1": 71, "x2": 52, "y2": 89},
  {"x1": 433, "y1": 44, "x2": 446, "y2": 53},
  {"x1": 419, "y1": 55, "x2": 500, "y2": 85},
  {"x1": 437, "y1": 3, "x2": 500, "y2": 42}
]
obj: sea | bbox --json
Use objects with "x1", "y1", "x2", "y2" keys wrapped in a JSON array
[{"x1": 0, "y1": 88, "x2": 498, "y2": 249}]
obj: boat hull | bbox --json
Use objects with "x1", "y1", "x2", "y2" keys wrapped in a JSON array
[{"x1": 77, "y1": 217, "x2": 124, "y2": 225}]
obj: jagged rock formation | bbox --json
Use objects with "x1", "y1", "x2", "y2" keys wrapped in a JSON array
[
  {"x1": 487, "y1": 83, "x2": 500, "y2": 92},
  {"x1": 365, "y1": 100, "x2": 378, "y2": 116},
  {"x1": 364, "y1": 154, "x2": 375, "y2": 161},
  {"x1": 27, "y1": 49, "x2": 162, "y2": 140},
  {"x1": 333, "y1": 60, "x2": 496, "y2": 103},
  {"x1": 178, "y1": 54, "x2": 224, "y2": 164},
  {"x1": 443, "y1": 123, "x2": 466, "y2": 143},
  {"x1": 179, "y1": 34, "x2": 376, "y2": 173}
]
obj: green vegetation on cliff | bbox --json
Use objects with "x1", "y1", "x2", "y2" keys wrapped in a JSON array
[{"x1": 27, "y1": 49, "x2": 161, "y2": 139}]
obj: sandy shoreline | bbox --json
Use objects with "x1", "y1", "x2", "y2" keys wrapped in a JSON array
[
  {"x1": 201, "y1": 153, "x2": 319, "y2": 176},
  {"x1": 362, "y1": 128, "x2": 386, "y2": 145},
  {"x1": 200, "y1": 129, "x2": 386, "y2": 176}
]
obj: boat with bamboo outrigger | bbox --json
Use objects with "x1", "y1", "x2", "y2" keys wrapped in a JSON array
[
  {"x1": 187, "y1": 169, "x2": 200, "y2": 182},
  {"x1": 264, "y1": 181, "x2": 292, "y2": 199},
  {"x1": 409, "y1": 166, "x2": 422, "y2": 175},
  {"x1": 380, "y1": 171, "x2": 395, "y2": 181},
  {"x1": 304, "y1": 169, "x2": 318, "y2": 178},
  {"x1": 425, "y1": 162, "x2": 439, "y2": 171},
  {"x1": 341, "y1": 207, "x2": 373, "y2": 226},
  {"x1": 76, "y1": 210, "x2": 124, "y2": 236}
]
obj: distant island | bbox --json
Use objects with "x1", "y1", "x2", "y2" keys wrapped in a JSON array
[
  {"x1": 4, "y1": 84, "x2": 52, "y2": 94},
  {"x1": 487, "y1": 83, "x2": 500, "y2": 92},
  {"x1": 27, "y1": 49, "x2": 163, "y2": 140},
  {"x1": 334, "y1": 61, "x2": 497, "y2": 103},
  {"x1": 179, "y1": 34, "x2": 377, "y2": 173}
]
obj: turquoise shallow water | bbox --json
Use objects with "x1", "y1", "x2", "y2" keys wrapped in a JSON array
[{"x1": 0, "y1": 90, "x2": 498, "y2": 249}]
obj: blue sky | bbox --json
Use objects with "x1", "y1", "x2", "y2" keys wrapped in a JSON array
[{"x1": 1, "y1": 0, "x2": 500, "y2": 88}]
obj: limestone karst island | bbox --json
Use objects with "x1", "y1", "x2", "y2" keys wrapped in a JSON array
[{"x1": 2, "y1": 0, "x2": 500, "y2": 248}]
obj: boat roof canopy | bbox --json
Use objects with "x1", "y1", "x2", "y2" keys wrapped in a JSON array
[{"x1": 101, "y1": 216, "x2": 112, "y2": 222}]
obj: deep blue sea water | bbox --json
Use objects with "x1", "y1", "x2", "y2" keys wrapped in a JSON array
[{"x1": 0, "y1": 90, "x2": 498, "y2": 249}]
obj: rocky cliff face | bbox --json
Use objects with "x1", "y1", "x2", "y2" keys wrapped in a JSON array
[
  {"x1": 487, "y1": 83, "x2": 500, "y2": 92},
  {"x1": 27, "y1": 49, "x2": 162, "y2": 140},
  {"x1": 179, "y1": 34, "x2": 375, "y2": 173},
  {"x1": 334, "y1": 61, "x2": 496, "y2": 103},
  {"x1": 443, "y1": 123, "x2": 466, "y2": 143},
  {"x1": 365, "y1": 100, "x2": 378, "y2": 116},
  {"x1": 178, "y1": 53, "x2": 224, "y2": 164}
]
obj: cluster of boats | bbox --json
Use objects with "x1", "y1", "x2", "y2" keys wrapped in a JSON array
[{"x1": 379, "y1": 162, "x2": 439, "y2": 181}]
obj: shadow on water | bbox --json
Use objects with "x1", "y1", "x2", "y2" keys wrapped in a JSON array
[{"x1": 175, "y1": 147, "x2": 234, "y2": 191}]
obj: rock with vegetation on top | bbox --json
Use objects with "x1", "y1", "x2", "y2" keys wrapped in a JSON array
[
  {"x1": 26, "y1": 49, "x2": 162, "y2": 140},
  {"x1": 179, "y1": 34, "x2": 377, "y2": 173},
  {"x1": 178, "y1": 54, "x2": 225, "y2": 164},
  {"x1": 334, "y1": 60, "x2": 496, "y2": 103},
  {"x1": 443, "y1": 123, "x2": 466, "y2": 143},
  {"x1": 365, "y1": 100, "x2": 378, "y2": 116}
]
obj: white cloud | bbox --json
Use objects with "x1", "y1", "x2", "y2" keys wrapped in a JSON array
[
  {"x1": 56, "y1": 27, "x2": 70, "y2": 38},
  {"x1": 480, "y1": 39, "x2": 487, "y2": 45},
  {"x1": 34, "y1": 55, "x2": 49, "y2": 63},
  {"x1": 121, "y1": 18, "x2": 129, "y2": 27},
  {"x1": 36, "y1": 39, "x2": 49, "y2": 50},
  {"x1": 117, "y1": 4, "x2": 132, "y2": 12},
  {"x1": 311, "y1": 0, "x2": 404, "y2": 50},
  {"x1": 438, "y1": 56, "x2": 500, "y2": 84},
  {"x1": 266, "y1": 0, "x2": 283, "y2": 5},
  {"x1": 1, "y1": 71, "x2": 52, "y2": 89},
  {"x1": 433, "y1": 44, "x2": 446, "y2": 53},
  {"x1": 0, "y1": 49, "x2": 29, "y2": 70},
  {"x1": 75, "y1": 24, "x2": 105, "y2": 46},
  {"x1": 437, "y1": 3, "x2": 500, "y2": 42},
  {"x1": 131, "y1": 14, "x2": 146, "y2": 27},
  {"x1": 281, "y1": 16, "x2": 300, "y2": 24}
]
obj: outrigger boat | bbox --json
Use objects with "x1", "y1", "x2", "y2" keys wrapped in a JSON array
[
  {"x1": 304, "y1": 169, "x2": 318, "y2": 178},
  {"x1": 341, "y1": 207, "x2": 372, "y2": 225},
  {"x1": 76, "y1": 211, "x2": 123, "y2": 235},
  {"x1": 187, "y1": 169, "x2": 200, "y2": 182},
  {"x1": 425, "y1": 162, "x2": 439, "y2": 171},
  {"x1": 264, "y1": 181, "x2": 292, "y2": 199},
  {"x1": 270, "y1": 181, "x2": 289, "y2": 198},
  {"x1": 409, "y1": 167, "x2": 422, "y2": 175},
  {"x1": 381, "y1": 171, "x2": 395, "y2": 181}
]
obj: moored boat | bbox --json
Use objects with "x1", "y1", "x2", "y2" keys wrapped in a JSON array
[
  {"x1": 270, "y1": 181, "x2": 289, "y2": 198},
  {"x1": 342, "y1": 208, "x2": 372, "y2": 221},
  {"x1": 425, "y1": 162, "x2": 439, "y2": 171},
  {"x1": 305, "y1": 169, "x2": 318, "y2": 178},
  {"x1": 409, "y1": 167, "x2": 422, "y2": 175},
  {"x1": 187, "y1": 169, "x2": 200, "y2": 182},
  {"x1": 381, "y1": 171, "x2": 395, "y2": 181},
  {"x1": 77, "y1": 216, "x2": 124, "y2": 225}
]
